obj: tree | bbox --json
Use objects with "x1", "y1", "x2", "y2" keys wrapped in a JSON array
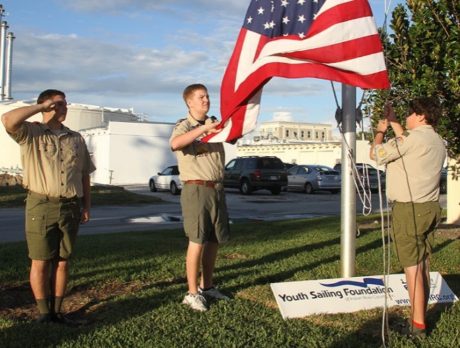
[{"x1": 367, "y1": 0, "x2": 460, "y2": 162}]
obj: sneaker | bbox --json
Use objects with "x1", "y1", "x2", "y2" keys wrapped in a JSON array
[
  {"x1": 52, "y1": 313, "x2": 87, "y2": 327},
  {"x1": 198, "y1": 286, "x2": 230, "y2": 300},
  {"x1": 182, "y1": 293, "x2": 208, "y2": 312}
]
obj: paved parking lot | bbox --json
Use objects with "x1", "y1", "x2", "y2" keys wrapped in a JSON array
[{"x1": 0, "y1": 185, "x2": 446, "y2": 242}]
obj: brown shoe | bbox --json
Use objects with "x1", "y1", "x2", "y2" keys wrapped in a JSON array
[{"x1": 35, "y1": 313, "x2": 52, "y2": 323}]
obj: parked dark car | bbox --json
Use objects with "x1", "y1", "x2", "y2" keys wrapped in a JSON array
[
  {"x1": 223, "y1": 156, "x2": 288, "y2": 195},
  {"x1": 149, "y1": 165, "x2": 182, "y2": 195},
  {"x1": 440, "y1": 167, "x2": 447, "y2": 194},
  {"x1": 283, "y1": 162, "x2": 296, "y2": 170},
  {"x1": 287, "y1": 165, "x2": 341, "y2": 194}
]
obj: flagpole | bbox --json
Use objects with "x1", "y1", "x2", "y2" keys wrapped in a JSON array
[{"x1": 340, "y1": 84, "x2": 356, "y2": 277}]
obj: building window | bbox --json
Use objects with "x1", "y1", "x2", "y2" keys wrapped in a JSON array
[
  {"x1": 286, "y1": 130, "x2": 289, "y2": 137},
  {"x1": 301, "y1": 131, "x2": 304, "y2": 138},
  {"x1": 307, "y1": 131, "x2": 311, "y2": 138},
  {"x1": 315, "y1": 131, "x2": 319, "y2": 139},
  {"x1": 321, "y1": 131, "x2": 325, "y2": 140}
]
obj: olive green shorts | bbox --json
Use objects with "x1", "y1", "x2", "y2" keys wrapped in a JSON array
[
  {"x1": 180, "y1": 183, "x2": 230, "y2": 244},
  {"x1": 25, "y1": 192, "x2": 81, "y2": 260},
  {"x1": 391, "y1": 201, "x2": 442, "y2": 268}
]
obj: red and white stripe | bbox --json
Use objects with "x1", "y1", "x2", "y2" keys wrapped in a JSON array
[{"x1": 203, "y1": 0, "x2": 390, "y2": 143}]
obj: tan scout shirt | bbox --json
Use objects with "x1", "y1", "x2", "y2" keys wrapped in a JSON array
[
  {"x1": 374, "y1": 125, "x2": 446, "y2": 203},
  {"x1": 9, "y1": 122, "x2": 96, "y2": 198},
  {"x1": 170, "y1": 114, "x2": 225, "y2": 182}
]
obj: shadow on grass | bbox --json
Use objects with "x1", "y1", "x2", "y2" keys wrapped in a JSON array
[
  {"x1": 442, "y1": 274, "x2": 460, "y2": 296},
  {"x1": 433, "y1": 238, "x2": 456, "y2": 254},
  {"x1": 221, "y1": 238, "x2": 383, "y2": 294},
  {"x1": 0, "y1": 218, "x2": 456, "y2": 347},
  {"x1": 0, "y1": 281, "x2": 185, "y2": 348}
]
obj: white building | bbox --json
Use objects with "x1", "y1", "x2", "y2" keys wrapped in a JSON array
[
  {"x1": 0, "y1": 100, "x2": 139, "y2": 171},
  {"x1": 0, "y1": 100, "x2": 237, "y2": 185},
  {"x1": 82, "y1": 122, "x2": 177, "y2": 185},
  {"x1": 82, "y1": 121, "x2": 237, "y2": 185}
]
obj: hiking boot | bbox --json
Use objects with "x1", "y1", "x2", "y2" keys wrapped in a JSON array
[
  {"x1": 198, "y1": 286, "x2": 230, "y2": 300},
  {"x1": 182, "y1": 293, "x2": 208, "y2": 312},
  {"x1": 52, "y1": 313, "x2": 87, "y2": 327},
  {"x1": 36, "y1": 313, "x2": 52, "y2": 323}
]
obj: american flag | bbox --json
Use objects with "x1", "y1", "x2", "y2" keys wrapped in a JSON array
[{"x1": 203, "y1": 0, "x2": 390, "y2": 143}]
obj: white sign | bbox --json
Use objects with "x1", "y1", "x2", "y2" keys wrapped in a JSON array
[{"x1": 270, "y1": 272, "x2": 458, "y2": 319}]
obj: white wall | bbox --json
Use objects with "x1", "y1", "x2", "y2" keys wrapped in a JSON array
[
  {"x1": 82, "y1": 121, "x2": 239, "y2": 185},
  {"x1": 446, "y1": 158, "x2": 460, "y2": 225},
  {"x1": 82, "y1": 122, "x2": 176, "y2": 185}
]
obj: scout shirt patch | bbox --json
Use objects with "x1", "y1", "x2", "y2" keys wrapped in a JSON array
[{"x1": 377, "y1": 147, "x2": 387, "y2": 158}]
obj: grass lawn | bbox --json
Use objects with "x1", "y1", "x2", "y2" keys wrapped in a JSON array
[
  {"x1": 0, "y1": 185, "x2": 162, "y2": 208},
  {"x1": 0, "y1": 216, "x2": 458, "y2": 348}
]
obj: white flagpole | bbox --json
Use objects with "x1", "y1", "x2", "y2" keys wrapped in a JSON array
[{"x1": 340, "y1": 84, "x2": 357, "y2": 277}]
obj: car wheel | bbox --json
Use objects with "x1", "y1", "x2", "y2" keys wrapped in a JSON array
[
  {"x1": 240, "y1": 180, "x2": 252, "y2": 195},
  {"x1": 304, "y1": 183, "x2": 314, "y2": 194},
  {"x1": 170, "y1": 181, "x2": 180, "y2": 195},
  {"x1": 270, "y1": 186, "x2": 281, "y2": 195},
  {"x1": 149, "y1": 180, "x2": 157, "y2": 192}
]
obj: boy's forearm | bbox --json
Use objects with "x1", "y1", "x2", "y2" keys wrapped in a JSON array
[
  {"x1": 390, "y1": 121, "x2": 404, "y2": 137},
  {"x1": 1, "y1": 104, "x2": 44, "y2": 133}
]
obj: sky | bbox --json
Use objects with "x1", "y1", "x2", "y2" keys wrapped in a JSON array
[{"x1": 1, "y1": 0, "x2": 404, "y2": 129}]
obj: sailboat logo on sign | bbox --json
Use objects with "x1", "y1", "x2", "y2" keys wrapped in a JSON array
[
  {"x1": 320, "y1": 277, "x2": 391, "y2": 296},
  {"x1": 320, "y1": 277, "x2": 385, "y2": 288}
]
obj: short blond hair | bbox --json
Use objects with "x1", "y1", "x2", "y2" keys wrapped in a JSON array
[{"x1": 182, "y1": 84, "x2": 207, "y2": 106}]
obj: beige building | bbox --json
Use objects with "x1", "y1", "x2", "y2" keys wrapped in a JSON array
[
  {"x1": 258, "y1": 120, "x2": 333, "y2": 142},
  {"x1": 237, "y1": 139, "x2": 374, "y2": 168},
  {"x1": 238, "y1": 120, "x2": 371, "y2": 168}
]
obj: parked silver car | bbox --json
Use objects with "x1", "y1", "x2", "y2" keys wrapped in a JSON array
[
  {"x1": 354, "y1": 164, "x2": 385, "y2": 193},
  {"x1": 287, "y1": 165, "x2": 341, "y2": 194},
  {"x1": 149, "y1": 165, "x2": 182, "y2": 195}
]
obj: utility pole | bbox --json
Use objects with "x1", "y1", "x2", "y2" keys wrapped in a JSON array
[{"x1": 340, "y1": 84, "x2": 357, "y2": 277}]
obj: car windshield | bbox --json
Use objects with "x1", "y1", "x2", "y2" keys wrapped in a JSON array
[
  {"x1": 314, "y1": 166, "x2": 337, "y2": 174},
  {"x1": 257, "y1": 158, "x2": 284, "y2": 169}
]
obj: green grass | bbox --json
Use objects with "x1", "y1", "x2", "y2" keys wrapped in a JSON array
[
  {"x1": 0, "y1": 217, "x2": 458, "y2": 347},
  {"x1": 0, "y1": 185, "x2": 162, "y2": 208}
]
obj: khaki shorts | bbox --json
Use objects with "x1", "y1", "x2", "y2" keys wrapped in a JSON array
[
  {"x1": 180, "y1": 183, "x2": 230, "y2": 244},
  {"x1": 25, "y1": 192, "x2": 81, "y2": 260},
  {"x1": 391, "y1": 201, "x2": 442, "y2": 268}
]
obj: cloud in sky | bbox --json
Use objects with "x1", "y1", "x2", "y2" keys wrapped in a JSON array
[
  {"x1": 4, "y1": 0, "x2": 403, "y2": 125},
  {"x1": 61, "y1": 0, "x2": 247, "y2": 15}
]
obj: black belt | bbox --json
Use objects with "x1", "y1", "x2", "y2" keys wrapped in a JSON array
[{"x1": 28, "y1": 191, "x2": 79, "y2": 203}]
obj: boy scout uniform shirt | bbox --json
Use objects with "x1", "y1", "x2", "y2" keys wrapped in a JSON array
[
  {"x1": 170, "y1": 114, "x2": 225, "y2": 182},
  {"x1": 9, "y1": 122, "x2": 96, "y2": 198},
  {"x1": 373, "y1": 125, "x2": 446, "y2": 203}
]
